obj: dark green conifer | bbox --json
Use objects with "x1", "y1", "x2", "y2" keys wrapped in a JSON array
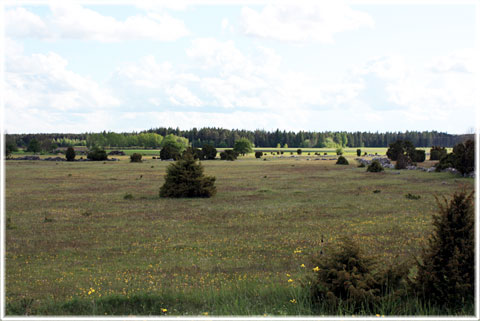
[
  {"x1": 159, "y1": 152, "x2": 216, "y2": 198},
  {"x1": 413, "y1": 190, "x2": 474, "y2": 308}
]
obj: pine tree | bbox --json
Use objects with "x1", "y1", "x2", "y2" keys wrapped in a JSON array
[
  {"x1": 413, "y1": 190, "x2": 474, "y2": 309},
  {"x1": 66, "y1": 147, "x2": 76, "y2": 161},
  {"x1": 159, "y1": 152, "x2": 216, "y2": 198}
]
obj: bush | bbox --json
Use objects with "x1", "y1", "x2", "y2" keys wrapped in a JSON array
[
  {"x1": 255, "y1": 151, "x2": 263, "y2": 159},
  {"x1": 233, "y1": 138, "x2": 253, "y2": 156},
  {"x1": 202, "y1": 144, "x2": 217, "y2": 160},
  {"x1": 130, "y1": 153, "x2": 142, "y2": 163},
  {"x1": 367, "y1": 160, "x2": 384, "y2": 172},
  {"x1": 183, "y1": 147, "x2": 202, "y2": 160},
  {"x1": 412, "y1": 190, "x2": 474, "y2": 309},
  {"x1": 220, "y1": 150, "x2": 237, "y2": 161},
  {"x1": 386, "y1": 140, "x2": 415, "y2": 161},
  {"x1": 336, "y1": 156, "x2": 349, "y2": 165},
  {"x1": 309, "y1": 238, "x2": 381, "y2": 311},
  {"x1": 87, "y1": 147, "x2": 108, "y2": 161},
  {"x1": 430, "y1": 146, "x2": 447, "y2": 161},
  {"x1": 297, "y1": 149, "x2": 302, "y2": 155},
  {"x1": 159, "y1": 152, "x2": 216, "y2": 198},
  {"x1": 411, "y1": 149, "x2": 426, "y2": 163},
  {"x1": 160, "y1": 145, "x2": 181, "y2": 160},
  {"x1": 395, "y1": 153, "x2": 411, "y2": 170},
  {"x1": 335, "y1": 147, "x2": 343, "y2": 155},
  {"x1": 66, "y1": 147, "x2": 76, "y2": 161},
  {"x1": 356, "y1": 149, "x2": 361, "y2": 157},
  {"x1": 436, "y1": 140, "x2": 474, "y2": 175},
  {"x1": 405, "y1": 193, "x2": 421, "y2": 200}
]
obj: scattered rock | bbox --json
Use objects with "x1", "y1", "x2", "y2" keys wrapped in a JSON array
[
  {"x1": 44, "y1": 157, "x2": 66, "y2": 161},
  {"x1": 11, "y1": 156, "x2": 41, "y2": 160},
  {"x1": 108, "y1": 150, "x2": 126, "y2": 156}
]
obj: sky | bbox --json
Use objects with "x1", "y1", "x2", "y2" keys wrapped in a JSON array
[{"x1": 3, "y1": 1, "x2": 478, "y2": 134}]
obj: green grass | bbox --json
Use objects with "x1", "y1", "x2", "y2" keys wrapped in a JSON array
[{"x1": 5, "y1": 155, "x2": 473, "y2": 316}]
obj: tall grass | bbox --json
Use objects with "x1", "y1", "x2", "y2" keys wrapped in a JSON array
[{"x1": 6, "y1": 283, "x2": 474, "y2": 316}]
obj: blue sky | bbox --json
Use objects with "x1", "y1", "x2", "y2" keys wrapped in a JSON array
[{"x1": 4, "y1": 1, "x2": 477, "y2": 134}]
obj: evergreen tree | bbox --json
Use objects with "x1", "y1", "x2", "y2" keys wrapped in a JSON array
[
  {"x1": 413, "y1": 191, "x2": 474, "y2": 309},
  {"x1": 26, "y1": 138, "x2": 41, "y2": 154},
  {"x1": 66, "y1": 147, "x2": 76, "y2": 161},
  {"x1": 159, "y1": 152, "x2": 216, "y2": 198}
]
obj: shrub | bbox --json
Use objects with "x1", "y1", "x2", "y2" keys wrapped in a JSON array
[
  {"x1": 395, "y1": 153, "x2": 411, "y2": 170},
  {"x1": 280, "y1": 151, "x2": 284, "y2": 155},
  {"x1": 411, "y1": 149, "x2": 426, "y2": 163},
  {"x1": 412, "y1": 190, "x2": 474, "y2": 309},
  {"x1": 430, "y1": 146, "x2": 447, "y2": 161},
  {"x1": 123, "y1": 193, "x2": 134, "y2": 200},
  {"x1": 309, "y1": 238, "x2": 381, "y2": 311},
  {"x1": 356, "y1": 149, "x2": 361, "y2": 157},
  {"x1": 5, "y1": 140, "x2": 18, "y2": 159},
  {"x1": 367, "y1": 160, "x2": 384, "y2": 172},
  {"x1": 202, "y1": 144, "x2": 217, "y2": 160},
  {"x1": 183, "y1": 147, "x2": 202, "y2": 160},
  {"x1": 65, "y1": 147, "x2": 76, "y2": 161},
  {"x1": 436, "y1": 140, "x2": 475, "y2": 174},
  {"x1": 297, "y1": 149, "x2": 302, "y2": 155},
  {"x1": 335, "y1": 147, "x2": 343, "y2": 155},
  {"x1": 405, "y1": 193, "x2": 421, "y2": 200},
  {"x1": 255, "y1": 151, "x2": 263, "y2": 159},
  {"x1": 130, "y1": 153, "x2": 142, "y2": 163},
  {"x1": 160, "y1": 145, "x2": 180, "y2": 160},
  {"x1": 87, "y1": 147, "x2": 108, "y2": 161},
  {"x1": 233, "y1": 138, "x2": 253, "y2": 156},
  {"x1": 336, "y1": 156, "x2": 349, "y2": 165},
  {"x1": 220, "y1": 150, "x2": 237, "y2": 161},
  {"x1": 159, "y1": 152, "x2": 216, "y2": 198},
  {"x1": 386, "y1": 140, "x2": 415, "y2": 161}
]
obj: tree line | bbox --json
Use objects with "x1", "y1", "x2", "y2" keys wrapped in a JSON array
[{"x1": 5, "y1": 128, "x2": 471, "y2": 149}]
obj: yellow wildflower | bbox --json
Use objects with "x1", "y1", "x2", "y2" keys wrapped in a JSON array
[
  {"x1": 161, "y1": 308, "x2": 167, "y2": 313},
  {"x1": 286, "y1": 273, "x2": 291, "y2": 277},
  {"x1": 376, "y1": 314, "x2": 380, "y2": 317},
  {"x1": 300, "y1": 264, "x2": 305, "y2": 268},
  {"x1": 287, "y1": 279, "x2": 293, "y2": 283},
  {"x1": 290, "y1": 299, "x2": 297, "y2": 303},
  {"x1": 202, "y1": 312, "x2": 209, "y2": 316},
  {"x1": 313, "y1": 266, "x2": 320, "y2": 272}
]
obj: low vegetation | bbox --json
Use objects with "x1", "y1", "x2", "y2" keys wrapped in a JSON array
[
  {"x1": 4, "y1": 146, "x2": 474, "y2": 316},
  {"x1": 335, "y1": 156, "x2": 349, "y2": 165},
  {"x1": 159, "y1": 152, "x2": 216, "y2": 198},
  {"x1": 366, "y1": 160, "x2": 384, "y2": 172}
]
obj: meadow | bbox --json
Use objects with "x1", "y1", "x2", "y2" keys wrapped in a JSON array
[{"x1": 4, "y1": 153, "x2": 473, "y2": 315}]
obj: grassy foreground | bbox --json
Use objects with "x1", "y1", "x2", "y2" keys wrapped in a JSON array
[{"x1": 5, "y1": 155, "x2": 473, "y2": 315}]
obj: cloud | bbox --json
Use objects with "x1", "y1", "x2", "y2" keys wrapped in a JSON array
[
  {"x1": 5, "y1": 7, "x2": 49, "y2": 38},
  {"x1": 350, "y1": 53, "x2": 476, "y2": 125},
  {"x1": 5, "y1": 4, "x2": 190, "y2": 42},
  {"x1": 240, "y1": 2, "x2": 374, "y2": 43},
  {"x1": 428, "y1": 49, "x2": 476, "y2": 73},
  {"x1": 5, "y1": 38, "x2": 120, "y2": 120},
  {"x1": 108, "y1": 38, "x2": 361, "y2": 113}
]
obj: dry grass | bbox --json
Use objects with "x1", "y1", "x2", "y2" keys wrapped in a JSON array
[{"x1": 5, "y1": 156, "x2": 473, "y2": 307}]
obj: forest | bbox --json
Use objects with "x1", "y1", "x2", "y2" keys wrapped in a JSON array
[{"x1": 6, "y1": 128, "x2": 471, "y2": 149}]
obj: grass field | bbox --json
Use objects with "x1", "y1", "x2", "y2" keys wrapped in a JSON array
[{"x1": 4, "y1": 154, "x2": 473, "y2": 315}]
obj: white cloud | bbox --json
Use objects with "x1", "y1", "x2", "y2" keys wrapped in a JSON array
[
  {"x1": 109, "y1": 38, "x2": 361, "y2": 113},
  {"x1": 350, "y1": 53, "x2": 476, "y2": 126},
  {"x1": 5, "y1": 7, "x2": 49, "y2": 38},
  {"x1": 4, "y1": 38, "x2": 120, "y2": 127},
  {"x1": 428, "y1": 49, "x2": 476, "y2": 73},
  {"x1": 240, "y1": 2, "x2": 374, "y2": 43},
  {"x1": 166, "y1": 85, "x2": 203, "y2": 107},
  {"x1": 5, "y1": 4, "x2": 190, "y2": 42}
]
